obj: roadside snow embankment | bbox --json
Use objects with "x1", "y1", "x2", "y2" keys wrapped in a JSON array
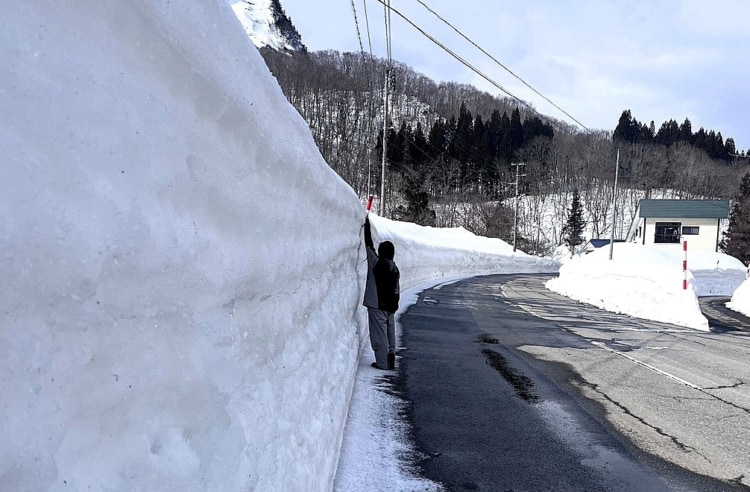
[
  {"x1": 1, "y1": 3, "x2": 366, "y2": 491},
  {"x1": 546, "y1": 244, "x2": 746, "y2": 330},
  {"x1": 368, "y1": 215, "x2": 559, "y2": 289}
]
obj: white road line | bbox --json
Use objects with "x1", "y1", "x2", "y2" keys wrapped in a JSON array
[{"x1": 590, "y1": 341, "x2": 703, "y2": 390}]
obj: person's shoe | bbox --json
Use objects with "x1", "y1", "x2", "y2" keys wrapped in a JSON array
[
  {"x1": 371, "y1": 362, "x2": 387, "y2": 370},
  {"x1": 387, "y1": 352, "x2": 395, "y2": 370}
]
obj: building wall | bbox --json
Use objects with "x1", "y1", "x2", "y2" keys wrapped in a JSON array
[{"x1": 641, "y1": 217, "x2": 721, "y2": 251}]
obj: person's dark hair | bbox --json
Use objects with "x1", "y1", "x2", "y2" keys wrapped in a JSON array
[{"x1": 378, "y1": 241, "x2": 395, "y2": 260}]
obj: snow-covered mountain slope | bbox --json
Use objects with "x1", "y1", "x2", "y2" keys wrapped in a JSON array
[{"x1": 229, "y1": 0, "x2": 305, "y2": 51}]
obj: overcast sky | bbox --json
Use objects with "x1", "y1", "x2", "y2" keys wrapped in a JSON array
[{"x1": 281, "y1": 0, "x2": 750, "y2": 151}]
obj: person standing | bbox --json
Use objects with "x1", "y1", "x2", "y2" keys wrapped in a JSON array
[{"x1": 363, "y1": 216, "x2": 400, "y2": 370}]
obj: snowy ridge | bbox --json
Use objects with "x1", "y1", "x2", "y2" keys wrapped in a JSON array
[{"x1": 229, "y1": 0, "x2": 305, "y2": 51}]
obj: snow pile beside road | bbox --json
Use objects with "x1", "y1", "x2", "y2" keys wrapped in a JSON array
[
  {"x1": 545, "y1": 244, "x2": 739, "y2": 330},
  {"x1": 368, "y1": 215, "x2": 559, "y2": 289},
  {"x1": 728, "y1": 276, "x2": 750, "y2": 316}
]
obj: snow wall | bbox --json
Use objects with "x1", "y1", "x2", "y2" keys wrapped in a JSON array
[
  {"x1": 1, "y1": 2, "x2": 367, "y2": 491},
  {"x1": 367, "y1": 215, "x2": 559, "y2": 289},
  {"x1": 1, "y1": 2, "x2": 561, "y2": 491}
]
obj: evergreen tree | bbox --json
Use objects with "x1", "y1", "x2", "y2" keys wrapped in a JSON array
[
  {"x1": 472, "y1": 114, "x2": 489, "y2": 177},
  {"x1": 562, "y1": 189, "x2": 586, "y2": 257},
  {"x1": 679, "y1": 118, "x2": 693, "y2": 143},
  {"x1": 724, "y1": 137, "x2": 737, "y2": 160},
  {"x1": 509, "y1": 107, "x2": 523, "y2": 157},
  {"x1": 721, "y1": 172, "x2": 750, "y2": 264},
  {"x1": 655, "y1": 119, "x2": 680, "y2": 146},
  {"x1": 487, "y1": 109, "x2": 502, "y2": 158},
  {"x1": 613, "y1": 110, "x2": 637, "y2": 142},
  {"x1": 451, "y1": 102, "x2": 474, "y2": 165},
  {"x1": 393, "y1": 166, "x2": 436, "y2": 226},
  {"x1": 427, "y1": 119, "x2": 447, "y2": 158},
  {"x1": 412, "y1": 122, "x2": 428, "y2": 166},
  {"x1": 497, "y1": 111, "x2": 512, "y2": 162}
]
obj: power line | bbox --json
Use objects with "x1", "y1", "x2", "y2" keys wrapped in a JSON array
[
  {"x1": 348, "y1": 0, "x2": 365, "y2": 54},
  {"x1": 413, "y1": 0, "x2": 590, "y2": 132},
  {"x1": 361, "y1": 0, "x2": 374, "y2": 59},
  {"x1": 388, "y1": 0, "x2": 398, "y2": 64},
  {"x1": 374, "y1": 0, "x2": 588, "y2": 134}
]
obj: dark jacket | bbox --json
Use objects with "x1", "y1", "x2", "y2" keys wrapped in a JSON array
[
  {"x1": 363, "y1": 220, "x2": 379, "y2": 309},
  {"x1": 363, "y1": 218, "x2": 400, "y2": 313},
  {"x1": 373, "y1": 257, "x2": 400, "y2": 313}
]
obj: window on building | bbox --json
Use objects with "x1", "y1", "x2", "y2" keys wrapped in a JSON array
[
  {"x1": 654, "y1": 222, "x2": 681, "y2": 243},
  {"x1": 682, "y1": 226, "x2": 699, "y2": 235}
]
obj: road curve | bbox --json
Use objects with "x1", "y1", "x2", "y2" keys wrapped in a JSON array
[{"x1": 393, "y1": 274, "x2": 750, "y2": 491}]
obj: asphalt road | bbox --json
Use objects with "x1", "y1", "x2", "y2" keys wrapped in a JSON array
[{"x1": 395, "y1": 274, "x2": 750, "y2": 492}]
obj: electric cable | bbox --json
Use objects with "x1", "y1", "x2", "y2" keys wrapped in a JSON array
[
  {"x1": 361, "y1": 0, "x2": 374, "y2": 59},
  {"x1": 414, "y1": 0, "x2": 590, "y2": 132},
  {"x1": 374, "y1": 0, "x2": 586, "y2": 134},
  {"x1": 349, "y1": 0, "x2": 365, "y2": 54}
]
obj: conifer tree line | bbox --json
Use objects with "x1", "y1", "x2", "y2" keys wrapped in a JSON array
[
  {"x1": 374, "y1": 103, "x2": 554, "y2": 198},
  {"x1": 614, "y1": 110, "x2": 745, "y2": 162},
  {"x1": 721, "y1": 172, "x2": 750, "y2": 265},
  {"x1": 260, "y1": 48, "x2": 750, "y2": 255}
]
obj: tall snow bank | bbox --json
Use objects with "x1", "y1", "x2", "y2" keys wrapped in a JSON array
[
  {"x1": 545, "y1": 244, "x2": 746, "y2": 330},
  {"x1": 728, "y1": 276, "x2": 750, "y2": 316},
  {"x1": 367, "y1": 215, "x2": 559, "y2": 288},
  {"x1": 1, "y1": 2, "x2": 365, "y2": 491}
]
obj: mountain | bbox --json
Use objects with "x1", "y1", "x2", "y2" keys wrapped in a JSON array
[{"x1": 229, "y1": 0, "x2": 305, "y2": 51}]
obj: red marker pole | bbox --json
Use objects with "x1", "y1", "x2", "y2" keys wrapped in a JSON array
[
  {"x1": 366, "y1": 195, "x2": 374, "y2": 212},
  {"x1": 683, "y1": 240, "x2": 688, "y2": 290}
]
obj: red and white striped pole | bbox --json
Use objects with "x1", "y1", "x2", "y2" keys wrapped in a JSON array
[
  {"x1": 682, "y1": 240, "x2": 688, "y2": 290},
  {"x1": 366, "y1": 195, "x2": 374, "y2": 212}
]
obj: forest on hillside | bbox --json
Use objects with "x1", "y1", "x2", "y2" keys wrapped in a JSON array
[{"x1": 260, "y1": 47, "x2": 750, "y2": 255}]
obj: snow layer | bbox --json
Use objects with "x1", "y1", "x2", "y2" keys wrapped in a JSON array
[
  {"x1": 546, "y1": 244, "x2": 746, "y2": 330},
  {"x1": 1, "y1": 2, "x2": 365, "y2": 490},
  {"x1": 368, "y1": 215, "x2": 559, "y2": 289},
  {"x1": 728, "y1": 273, "x2": 750, "y2": 316},
  {"x1": 230, "y1": 0, "x2": 298, "y2": 51}
]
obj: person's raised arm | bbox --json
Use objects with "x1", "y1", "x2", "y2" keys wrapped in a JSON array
[{"x1": 364, "y1": 216, "x2": 374, "y2": 250}]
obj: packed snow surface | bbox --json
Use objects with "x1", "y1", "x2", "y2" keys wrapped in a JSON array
[{"x1": 547, "y1": 244, "x2": 746, "y2": 330}]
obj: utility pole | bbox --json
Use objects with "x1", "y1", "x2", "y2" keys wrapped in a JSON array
[
  {"x1": 367, "y1": 157, "x2": 371, "y2": 198},
  {"x1": 608, "y1": 149, "x2": 620, "y2": 260},
  {"x1": 379, "y1": 67, "x2": 389, "y2": 217},
  {"x1": 511, "y1": 162, "x2": 526, "y2": 252}
]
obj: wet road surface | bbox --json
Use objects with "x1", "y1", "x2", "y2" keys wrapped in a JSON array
[{"x1": 394, "y1": 274, "x2": 750, "y2": 491}]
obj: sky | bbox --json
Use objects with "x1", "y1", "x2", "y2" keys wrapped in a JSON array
[
  {"x1": 281, "y1": 0, "x2": 750, "y2": 151},
  {"x1": 4, "y1": 1, "x2": 750, "y2": 491}
]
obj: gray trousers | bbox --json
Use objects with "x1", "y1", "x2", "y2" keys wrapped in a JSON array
[{"x1": 367, "y1": 307, "x2": 395, "y2": 369}]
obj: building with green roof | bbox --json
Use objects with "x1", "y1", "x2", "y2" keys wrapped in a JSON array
[{"x1": 625, "y1": 199, "x2": 730, "y2": 252}]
